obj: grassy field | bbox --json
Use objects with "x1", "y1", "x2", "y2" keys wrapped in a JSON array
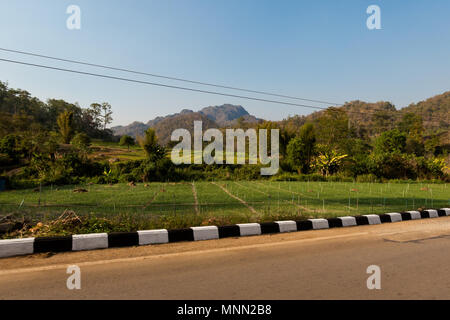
[
  {"x1": 1, "y1": 181, "x2": 448, "y2": 227},
  {"x1": 89, "y1": 139, "x2": 147, "y2": 161}
]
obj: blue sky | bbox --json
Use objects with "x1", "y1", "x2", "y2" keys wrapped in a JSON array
[{"x1": 0, "y1": 0, "x2": 449, "y2": 126}]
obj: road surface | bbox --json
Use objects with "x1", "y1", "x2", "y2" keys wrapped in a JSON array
[{"x1": 1, "y1": 217, "x2": 450, "y2": 299}]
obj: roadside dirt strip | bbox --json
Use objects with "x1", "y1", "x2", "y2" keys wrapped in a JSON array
[{"x1": 211, "y1": 182, "x2": 258, "y2": 214}]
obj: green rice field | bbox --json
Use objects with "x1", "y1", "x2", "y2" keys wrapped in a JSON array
[{"x1": 0, "y1": 181, "x2": 448, "y2": 225}]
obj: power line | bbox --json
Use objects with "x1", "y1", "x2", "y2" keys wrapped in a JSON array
[
  {"x1": 0, "y1": 47, "x2": 341, "y2": 106},
  {"x1": 0, "y1": 57, "x2": 330, "y2": 111},
  {"x1": 0, "y1": 57, "x2": 444, "y2": 122}
]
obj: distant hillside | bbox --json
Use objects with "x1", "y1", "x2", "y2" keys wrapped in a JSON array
[
  {"x1": 111, "y1": 104, "x2": 261, "y2": 144},
  {"x1": 280, "y1": 91, "x2": 449, "y2": 142},
  {"x1": 199, "y1": 104, "x2": 259, "y2": 126},
  {"x1": 401, "y1": 91, "x2": 450, "y2": 135},
  {"x1": 111, "y1": 121, "x2": 149, "y2": 139},
  {"x1": 153, "y1": 112, "x2": 218, "y2": 146},
  {"x1": 112, "y1": 92, "x2": 449, "y2": 146}
]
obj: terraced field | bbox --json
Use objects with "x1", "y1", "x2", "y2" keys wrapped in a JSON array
[{"x1": 0, "y1": 181, "x2": 448, "y2": 224}]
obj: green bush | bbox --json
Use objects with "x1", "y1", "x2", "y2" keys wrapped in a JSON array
[{"x1": 356, "y1": 173, "x2": 379, "y2": 183}]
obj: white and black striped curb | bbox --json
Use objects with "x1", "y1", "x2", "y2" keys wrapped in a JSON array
[{"x1": 1, "y1": 208, "x2": 449, "y2": 259}]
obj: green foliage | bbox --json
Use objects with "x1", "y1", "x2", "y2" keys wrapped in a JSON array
[
  {"x1": 356, "y1": 173, "x2": 379, "y2": 183},
  {"x1": 0, "y1": 134, "x2": 18, "y2": 159},
  {"x1": 119, "y1": 135, "x2": 135, "y2": 150},
  {"x1": 374, "y1": 129, "x2": 407, "y2": 155},
  {"x1": 313, "y1": 108, "x2": 349, "y2": 152},
  {"x1": 57, "y1": 110, "x2": 75, "y2": 144},
  {"x1": 286, "y1": 123, "x2": 316, "y2": 174},
  {"x1": 313, "y1": 147, "x2": 348, "y2": 177},
  {"x1": 369, "y1": 153, "x2": 414, "y2": 179},
  {"x1": 138, "y1": 128, "x2": 166, "y2": 161},
  {"x1": 90, "y1": 102, "x2": 113, "y2": 130},
  {"x1": 398, "y1": 113, "x2": 424, "y2": 141},
  {"x1": 71, "y1": 132, "x2": 91, "y2": 149}
]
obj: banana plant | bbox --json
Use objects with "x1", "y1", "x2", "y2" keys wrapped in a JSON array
[{"x1": 314, "y1": 150, "x2": 348, "y2": 177}]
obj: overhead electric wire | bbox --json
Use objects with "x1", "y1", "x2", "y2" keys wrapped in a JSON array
[
  {"x1": 0, "y1": 56, "x2": 444, "y2": 122},
  {"x1": 0, "y1": 47, "x2": 341, "y2": 106},
  {"x1": 0, "y1": 57, "x2": 331, "y2": 111}
]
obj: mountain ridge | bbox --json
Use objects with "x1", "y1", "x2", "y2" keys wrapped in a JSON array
[{"x1": 111, "y1": 104, "x2": 261, "y2": 141}]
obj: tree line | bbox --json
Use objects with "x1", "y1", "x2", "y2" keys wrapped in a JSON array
[{"x1": 0, "y1": 81, "x2": 448, "y2": 188}]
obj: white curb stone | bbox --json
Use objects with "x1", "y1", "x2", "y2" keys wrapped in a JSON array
[
  {"x1": 308, "y1": 219, "x2": 329, "y2": 230},
  {"x1": 191, "y1": 226, "x2": 219, "y2": 241},
  {"x1": 138, "y1": 229, "x2": 169, "y2": 245},
  {"x1": 339, "y1": 216, "x2": 357, "y2": 227},
  {"x1": 442, "y1": 208, "x2": 450, "y2": 216},
  {"x1": 276, "y1": 221, "x2": 297, "y2": 233},
  {"x1": 0, "y1": 238, "x2": 34, "y2": 258},
  {"x1": 407, "y1": 211, "x2": 421, "y2": 220},
  {"x1": 386, "y1": 213, "x2": 402, "y2": 222},
  {"x1": 72, "y1": 233, "x2": 108, "y2": 251},
  {"x1": 425, "y1": 209, "x2": 438, "y2": 218},
  {"x1": 237, "y1": 223, "x2": 261, "y2": 236},
  {"x1": 364, "y1": 214, "x2": 382, "y2": 225}
]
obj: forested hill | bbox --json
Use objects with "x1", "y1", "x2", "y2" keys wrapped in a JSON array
[
  {"x1": 280, "y1": 91, "x2": 449, "y2": 143},
  {"x1": 401, "y1": 91, "x2": 450, "y2": 132}
]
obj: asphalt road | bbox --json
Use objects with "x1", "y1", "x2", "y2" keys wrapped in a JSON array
[{"x1": 1, "y1": 217, "x2": 450, "y2": 300}]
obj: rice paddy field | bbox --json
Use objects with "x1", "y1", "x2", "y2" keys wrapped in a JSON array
[{"x1": 0, "y1": 181, "x2": 448, "y2": 226}]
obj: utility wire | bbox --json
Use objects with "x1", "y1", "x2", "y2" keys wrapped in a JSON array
[
  {"x1": 0, "y1": 57, "x2": 330, "y2": 111},
  {"x1": 0, "y1": 57, "x2": 444, "y2": 122},
  {"x1": 0, "y1": 47, "x2": 341, "y2": 106}
]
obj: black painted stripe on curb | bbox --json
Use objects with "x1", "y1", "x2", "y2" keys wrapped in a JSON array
[
  {"x1": 218, "y1": 225, "x2": 241, "y2": 238},
  {"x1": 378, "y1": 214, "x2": 392, "y2": 223},
  {"x1": 108, "y1": 232, "x2": 139, "y2": 248},
  {"x1": 327, "y1": 218, "x2": 343, "y2": 228},
  {"x1": 168, "y1": 228, "x2": 194, "y2": 243},
  {"x1": 296, "y1": 220, "x2": 313, "y2": 231},
  {"x1": 420, "y1": 211, "x2": 430, "y2": 219},
  {"x1": 438, "y1": 209, "x2": 447, "y2": 217},
  {"x1": 260, "y1": 222, "x2": 280, "y2": 234},
  {"x1": 34, "y1": 236, "x2": 73, "y2": 253},
  {"x1": 401, "y1": 212, "x2": 412, "y2": 220},
  {"x1": 354, "y1": 216, "x2": 369, "y2": 226}
]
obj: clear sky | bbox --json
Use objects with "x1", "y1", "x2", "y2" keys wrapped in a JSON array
[{"x1": 1, "y1": 0, "x2": 449, "y2": 126}]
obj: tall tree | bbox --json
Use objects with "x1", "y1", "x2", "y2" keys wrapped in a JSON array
[
  {"x1": 57, "y1": 110, "x2": 74, "y2": 144},
  {"x1": 138, "y1": 128, "x2": 165, "y2": 160},
  {"x1": 119, "y1": 135, "x2": 135, "y2": 151},
  {"x1": 88, "y1": 103, "x2": 103, "y2": 130},
  {"x1": 313, "y1": 108, "x2": 349, "y2": 152},
  {"x1": 286, "y1": 123, "x2": 316, "y2": 174},
  {"x1": 100, "y1": 102, "x2": 113, "y2": 130}
]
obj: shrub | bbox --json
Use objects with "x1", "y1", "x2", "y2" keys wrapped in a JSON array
[
  {"x1": 71, "y1": 133, "x2": 91, "y2": 149},
  {"x1": 356, "y1": 174, "x2": 379, "y2": 183}
]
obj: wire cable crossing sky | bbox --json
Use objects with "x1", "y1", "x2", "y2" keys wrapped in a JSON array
[
  {"x1": 0, "y1": 47, "x2": 342, "y2": 106},
  {"x1": 0, "y1": 56, "x2": 444, "y2": 122}
]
